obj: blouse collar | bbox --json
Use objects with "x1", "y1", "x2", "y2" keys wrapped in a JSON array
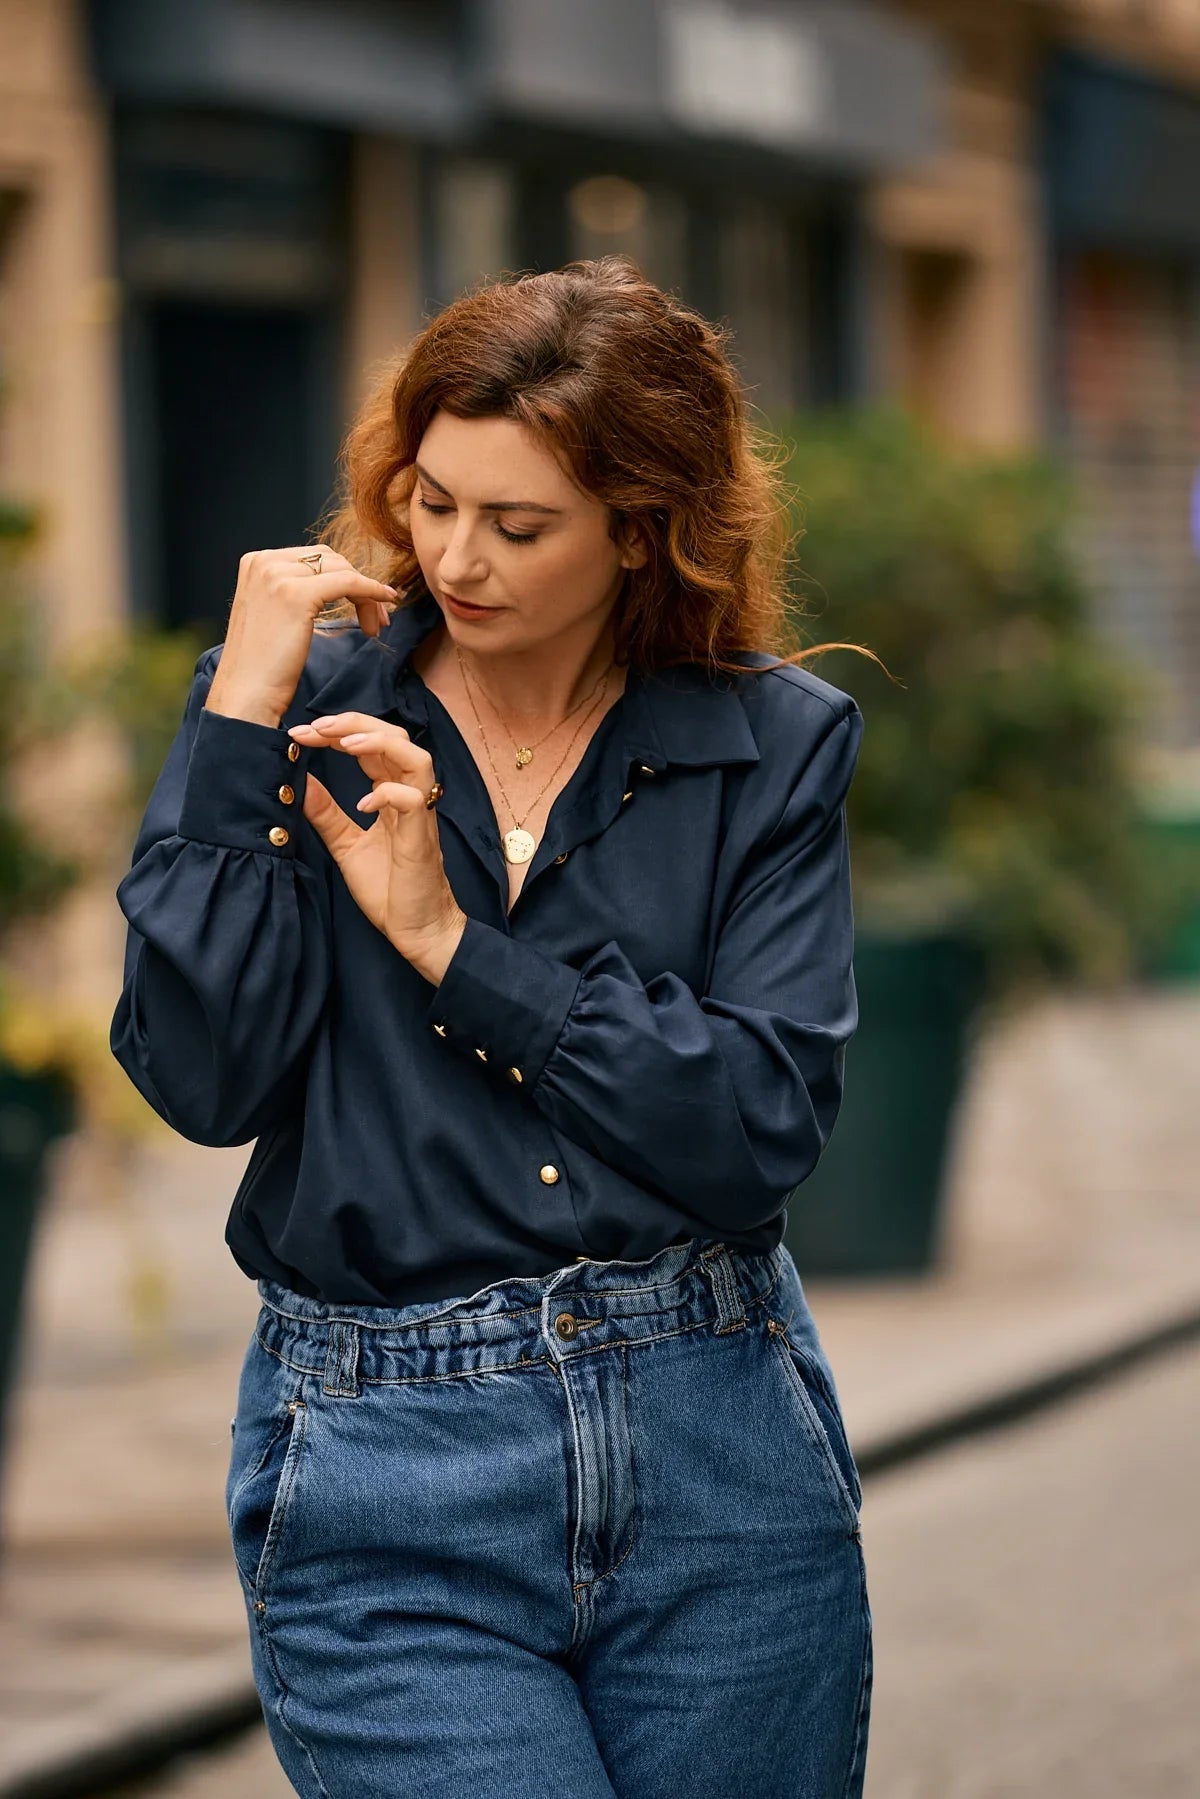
[{"x1": 303, "y1": 583, "x2": 761, "y2": 774}]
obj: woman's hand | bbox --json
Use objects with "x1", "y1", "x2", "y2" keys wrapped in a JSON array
[
  {"x1": 205, "y1": 547, "x2": 399, "y2": 728},
  {"x1": 287, "y1": 712, "x2": 468, "y2": 985}
]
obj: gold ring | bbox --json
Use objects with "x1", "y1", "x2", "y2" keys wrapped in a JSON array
[
  {"x1": 425, "y1": 782, "x2": 444, "y2": 810},
  {"x1": 299, "y1": 552, "x2": 324, "y2": 576}
]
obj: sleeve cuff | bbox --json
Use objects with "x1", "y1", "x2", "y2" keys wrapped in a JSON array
[
  {"x1": 426, "y1": 916, "x2": 582, "y2": 1091},
  {"x1": 177, "y1": 706, "x2": 307, "y2": 857}
]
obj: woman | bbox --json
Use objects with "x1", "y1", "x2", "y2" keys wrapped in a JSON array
[{"x1": 112, "y1": 255, "x2": 873, "y2": 1797}]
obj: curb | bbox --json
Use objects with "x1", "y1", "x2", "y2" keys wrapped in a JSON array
[
  {"x1": 6, "y1": 1299, "x2": 1200, "y2": 1798},
  {"x1": 0, "y1": 1651, "x2": 261, "y2": 1799},
  {"x1": 854, "y1": 1299, "x2": 1200, "y2": 1479}
]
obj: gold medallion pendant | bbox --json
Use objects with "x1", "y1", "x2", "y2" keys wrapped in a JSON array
[
  {"x1": 502, "y1": 827, "x2": 537, "y2": 865},
  {"x1": 515, "y1": 747, "x2": 534, "y2": 768}
]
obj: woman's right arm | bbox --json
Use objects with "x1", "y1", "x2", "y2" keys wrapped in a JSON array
[
  {"x1": 109, "y1": 647, "x2": 335, "y2": 1146},
  {"x1": 110, "y1": 545, "x2": 397, "y2": 1146}
]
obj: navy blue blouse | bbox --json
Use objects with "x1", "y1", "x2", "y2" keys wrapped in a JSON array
[{"x1": 111, "y1": 584, "x2": 863, "y2": 1306}]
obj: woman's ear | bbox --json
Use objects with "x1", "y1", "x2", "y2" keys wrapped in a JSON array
[{"x1": 616, "y1": 516, "x2": 651, "y2": 571}]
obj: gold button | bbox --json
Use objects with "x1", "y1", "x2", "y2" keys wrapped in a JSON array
[
  {"x1": 433, "y1": 1022, "x2": 447, "y2": 1037},
  {"x1": 278, "y1": 784, "x2": 295, "y2": 805},
  {"x1": 554, "y1": 1311, "x2": 579, "y2": 1340},
  {"x1": 475, "y1": 1046, "x2": 488, "y2": 1062},
  {"x1": 639, "y1": 764, "x2": 656, "y2": 776},
  {"x1": 268, "y1": 826, "x2": 290, "y2": 847},
  {"x1": 553, "y1": 852, "x2": 569, "y2": 864},
  {"x1": 287, "y1": 742, "x2": 301, "y2": 763},
  {"x1": 508, "y1": 1066, "x2": 523, "y2": 1084},
  {"x1": 539, "y1": 1164, "x2": 560, "y2": 1185},
  {"x1": 621, "y1": 791, "x2": 633, "y2": 802}
]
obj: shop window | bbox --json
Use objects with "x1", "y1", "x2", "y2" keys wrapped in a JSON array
[
  {"x1": 432, "y1": 158, "x2": 516, "y2": 300},
  {"x1": 718, "y1": 195, "x2": 802, "y2": 415},
  {"x1": 568, "y1": 175, "x2": 689, "y2": 298}
]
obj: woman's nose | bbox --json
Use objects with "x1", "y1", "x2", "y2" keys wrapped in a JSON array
[{"x1": 437, "y1": 527, "x2": 487, "y2": 585}]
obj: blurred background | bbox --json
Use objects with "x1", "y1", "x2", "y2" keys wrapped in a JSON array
[{"x1": 1, "y1": 1, "x2": 1198, "y2": 1794}]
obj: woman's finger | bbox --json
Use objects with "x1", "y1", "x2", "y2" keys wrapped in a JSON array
[
  {"x1": 356, "y1": 780, "x2": 428, "y2": 818},
  {"x1": 264, "y1": 544, "x2": 353, "y2": 569},
  {"x1": 302, "y1": 775, "x2": 365, "y2": 863},
  {"x1": 289, "y1": 716, "x2": 431, "y2": 777},
  {"x1": 292, "y1": 568, "x2": 398, "y2": 606}
]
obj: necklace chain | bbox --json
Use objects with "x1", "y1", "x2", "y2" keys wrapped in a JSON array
[
  {"x1": 455, "y1": 649, "x2": 615, "y2": 860},
  {"x1": 454, "y1": 642, "x2": 612, "y2": 768}
]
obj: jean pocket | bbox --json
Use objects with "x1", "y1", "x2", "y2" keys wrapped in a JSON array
[
  {"x1": 765, "y1": 1316, "x2": 862, "y2": 1528},
  {"x1": 227, "y1": 1369, "x2": 312, "y2": 1598}
]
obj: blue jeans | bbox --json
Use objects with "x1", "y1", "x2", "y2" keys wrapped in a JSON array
[{"x1": 226, "y1": 1237, "x2": 872, "y2": 1797}]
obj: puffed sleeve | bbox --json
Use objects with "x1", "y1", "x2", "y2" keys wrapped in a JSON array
[
  {"x1": 427, "y1": 697, "x2": 863, "y2": 1232},
  {"x1": 109, "y1": 650, "x2": 332, "y2": 1146}
]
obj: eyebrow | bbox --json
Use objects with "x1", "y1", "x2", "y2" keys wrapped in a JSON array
[{"x1": 414, "y1": 462, "x2": 564, "y2": 515}]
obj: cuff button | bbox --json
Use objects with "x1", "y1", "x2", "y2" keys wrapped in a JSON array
[
  {"x1": 278, "y1": 784, "x2": 295, "y2": 805},
  {"x1": 475, "y1": 1046, "x2": 488, "y2": 1062},
  {"x1": 287, "y1": 742, "x2": 301, "y2": 763},
  {"x1": 433, "y1": 1022, "x2": 448, "y2": 1037},
  {"x1": 508, "y1": 1066, "x2": 524, "y2": 1084},
  {"x1": 268, "y1": 826, "x2": 290, "y2": 847}
]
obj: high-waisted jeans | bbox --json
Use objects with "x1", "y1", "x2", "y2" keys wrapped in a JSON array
[{"x1": 225, "y1": 1236, "x2": 873, "y2": 1797}]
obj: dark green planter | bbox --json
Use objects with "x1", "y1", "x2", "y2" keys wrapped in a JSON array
[
  {"x1": 0, "y1": 1059, "x2": 75, "y2": 1504},
  {"x1": 783, "y1": 931, "x2": 986, "y2": 1277},
  {"x1": 1135, "y1": 809, "x2": 1200, "y2": 982}
]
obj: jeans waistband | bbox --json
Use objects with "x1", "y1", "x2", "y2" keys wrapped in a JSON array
[{"x1": 254, "y1": 1238, "x2": 788, "y2": 1396}]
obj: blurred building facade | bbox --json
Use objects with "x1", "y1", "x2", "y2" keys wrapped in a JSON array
[
  {"x1": 884, "y1": 0, "x2": 1200, "y2": 750},
  {"x1": 2, "y1": 0, "x2": 1199, "y2": 744}
]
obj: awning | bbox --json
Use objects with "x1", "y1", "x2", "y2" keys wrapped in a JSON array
[{"x1": 89, "y1": 0, "x2": 945, "y2": 176}]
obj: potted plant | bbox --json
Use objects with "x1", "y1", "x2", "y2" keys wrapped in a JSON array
[
  {"x1": 0, "y1": 484, "x2": 202, "y2": 1517},
  {"x1": 0, "y1": 493, "x2": 79, "y2": 1479},
  {"x1": 774, "y1": 403, "x2": 1192, "y2": 1274}
]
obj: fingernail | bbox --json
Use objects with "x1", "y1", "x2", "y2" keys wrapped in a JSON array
[
  {"x1": 384, "y1": 586, "x2": 398, "y2": 597},
  {"x1": 356, "y1": 795, "x2": 375, "y2": 812},
  {"x1": 340, "y1": 733, "x2": 367, "y2": 748},
  {"x1": 311, "y1": 716, "x2": 339, "y2": 730}
]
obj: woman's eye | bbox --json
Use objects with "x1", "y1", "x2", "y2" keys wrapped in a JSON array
[{"x1": 415, "y1": 496, "x2": 538, "y2": 546}]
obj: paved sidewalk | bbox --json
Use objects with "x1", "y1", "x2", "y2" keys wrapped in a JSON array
[{"x1": 1, "y1": 985, "x2": 1197, "y2": 1796}]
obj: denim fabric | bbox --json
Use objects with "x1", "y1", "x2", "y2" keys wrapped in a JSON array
[{"x1": 226, "y1": 1237, "x2": 872, "y2": 1797}]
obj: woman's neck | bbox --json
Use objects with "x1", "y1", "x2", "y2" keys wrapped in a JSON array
[{"x1": 425, "y1": 617, "x2": 623, "y2": 732}]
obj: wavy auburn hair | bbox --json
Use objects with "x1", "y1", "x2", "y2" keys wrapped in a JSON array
[{"x1": 322, "y1": 254, "x2": 875, "y2": 680}]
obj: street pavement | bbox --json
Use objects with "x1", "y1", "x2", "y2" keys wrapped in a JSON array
[
  {"x1": 0, "y1": 983, "x2": 1198, "y2": 1795},
  {"x1": 105, "y1": 1335, "x2": 1200, "y2": 1798}
]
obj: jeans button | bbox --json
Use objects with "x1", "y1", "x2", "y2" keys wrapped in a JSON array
[{"x1": 554, "y1": 1312, "x2": 579, "y2": 1340}]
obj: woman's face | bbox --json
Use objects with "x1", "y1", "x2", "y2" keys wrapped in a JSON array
[{"x1": 408, "y1": 410, "x2": 646, "y2": 649}]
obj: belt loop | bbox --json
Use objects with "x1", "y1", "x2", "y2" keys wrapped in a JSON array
[
  {"x1": 323, "y1": 1319, "x2": 361, "y2": 1397},
  {"x1": 699, "y1": 1243, "x2": 747, "y2": 1335}
]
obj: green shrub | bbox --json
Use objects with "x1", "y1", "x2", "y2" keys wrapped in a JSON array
[{"x1": 778, "y1": 403, "x2": 1192, "y2": 999}]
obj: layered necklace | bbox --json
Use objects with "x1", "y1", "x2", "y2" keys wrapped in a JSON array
[{"x1": 454, "y1": 642, "x2": 615, "y2": 865}]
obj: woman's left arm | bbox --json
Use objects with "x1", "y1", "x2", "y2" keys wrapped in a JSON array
[{"x1": 426, "y1": 699, "x2": 864, "y2": 1234}]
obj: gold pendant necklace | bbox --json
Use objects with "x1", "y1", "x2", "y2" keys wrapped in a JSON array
[
  {"x1": 455, "y1": 643, "x2": 611, "y2": 769},
  {"x1": 456, "y1": 654, "x2": 614, "y2": 864},
  {"x1": 501, "y1": 825, "x2": 537, "y2": 865}
]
